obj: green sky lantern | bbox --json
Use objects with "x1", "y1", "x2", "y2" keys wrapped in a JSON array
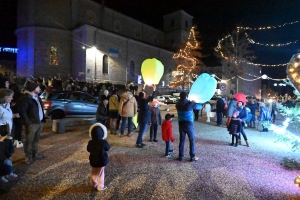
[{"x1": 141, "y1": 58, "x2": 164, "y2": 85}]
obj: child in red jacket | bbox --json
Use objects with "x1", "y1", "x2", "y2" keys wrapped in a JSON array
[{"x1": 162, "y1": 114, "x2": 175, "y2": 158}]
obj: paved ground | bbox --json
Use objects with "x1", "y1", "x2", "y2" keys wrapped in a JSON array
[{"x1": 1, "y1": 105, "x2": 300, "y2": 199}]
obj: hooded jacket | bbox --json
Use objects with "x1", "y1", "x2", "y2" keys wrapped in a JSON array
[
  {"x1": 162, "y1": 120, "x2": 175, "y2": 142},
  {"x1": 137, "y1": 91, "x2": 156, "y2": 123},
  {"x1": 119, "y1": 91, "x2": 137, "y2": 117},
  {"x1": 176, "y1": 99, "x2": 195, "y2": 122},
  {"x1": 87, "y1": 123, "x2": 110, "y2": 167}
]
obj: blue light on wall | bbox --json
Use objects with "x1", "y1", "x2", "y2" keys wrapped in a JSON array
[{"x1": 0, "y1": 47, "x2": 18, "y2": 53}]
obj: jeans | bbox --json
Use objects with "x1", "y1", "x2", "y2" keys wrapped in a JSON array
[
  {"x1": 149, "y1": 124, "x2": 158, "y2": 140},
  {"x1": 24, "y1": 122, "x2": 42, "y2": 160},
  {"x1": 136, "y1": 122, "x2": 148, "y2": 145},
  {"x1": 216, "y1": 112, "x2": 223, "y2": 125},
  {"x1": 193, "y1": 110, "x2": 199, "y2": 121},
  {"x1": 120, "y1": 117, "x2": 132, "y2": 135},
  {"x1": 178, "y1": 121, "x2": 195, "y2": 159},
  {"x1": 165, "y1": 141, "x2": 170, "y2": 156},
  {"x1": 239, "y1": 125, "x2": 248, "y2": 141}
]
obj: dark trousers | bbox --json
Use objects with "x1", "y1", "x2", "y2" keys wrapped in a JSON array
[
  {"x1": 216, "y1": 112, "x2": 223, "y2": 125},
  {"x1": 0, "y1": 164, "x2": 12, "y2": 176},
  {"x1": 13, "y1": 118, "x2": 22, "y2": 141},
  {"x1": 149, "y1": 124, "x2": 158, "y2": 140},
  {"x1": 271, "y1": 110, "x2": 276, "y2": 123},
  {"x1": 179, "y1": 121, "x2": 195, "y2": 159},
  {"x1": 120, "y1": 117, "x2": 132, "y2": 135},
  {"x1": 193, "y1": 110, "x2": 199, "y2": 121},
  {"x1": 165, "y1": 141, "x2": 170, "y2": 156},
  {"x1": 116, "y1": 114, "x2": 121, "y2": 130},
  {"x1": 231, "y1": 133, "x2": 239, "y2": 144}
]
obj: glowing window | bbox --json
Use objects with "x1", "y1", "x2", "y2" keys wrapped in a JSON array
[
  {"x1": 103, "y1": 55, "x2": 108, "y2": 74},
  {"x1": 49, "y1": 46, "x2": 58, "y2": 65}
]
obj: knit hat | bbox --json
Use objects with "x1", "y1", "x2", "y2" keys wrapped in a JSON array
[
  {"x1": 179, "y1": 92, "x2": 187, "y2": 100},
  {"x1": 165, "y1": 113, "x2": 175, "y2": 120},
  {"x1": 89, "y1": 123, "x2": 107, "y2": 139},
  {"x1": 26, "y1": 82, "x2": 39, "y2": 92}
]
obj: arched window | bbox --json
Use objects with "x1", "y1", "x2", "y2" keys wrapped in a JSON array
[
  {"x1": 49, "y1": 46, "x2": 58, "y2": 65},
  {"x1": 170, "y1": 19, "x2": 174, "y2": 28},
  {"x1": 103, "y1": 55, "x2": 108, "y2": 74},
  {"x1": 130, "y1": 60, "x2": 135, "y2": 78}
]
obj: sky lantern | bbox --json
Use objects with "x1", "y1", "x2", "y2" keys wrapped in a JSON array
[
  {"x1": 141, "y1": 58, "x2": 164, "y2": 85},
  {"x1": 188, "y1": 73, "x2": 217, "y2": 103}
]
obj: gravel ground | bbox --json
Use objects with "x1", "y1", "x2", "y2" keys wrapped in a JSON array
[{"x1": 1, "y1": 108, "x2": 300, "y2": 200}]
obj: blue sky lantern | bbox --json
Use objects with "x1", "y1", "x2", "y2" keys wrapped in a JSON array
[{"x1": 188, "y1": 73, "x2": 217, "y2": 103}]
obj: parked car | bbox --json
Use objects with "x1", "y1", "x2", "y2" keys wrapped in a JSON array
[
  {"x1": 162, "y1": 95, "x2": 177, "y2": 104},
  {"x1": 155, "y1": 96, "x2": 165, "y2": 102},
  {"x1": 42, "y1": 91, "x2": 98, "y2": 120}
]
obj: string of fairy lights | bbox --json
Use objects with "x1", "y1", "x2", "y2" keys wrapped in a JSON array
[
  {"x1": 215, "y1": 19, "x2": 299, "y2": 67},
  {"x1": 171, "y1": 26, "x2": 200, "y2": 86},
  {"x1": 213, "y1": 73, "x2": 287, "y2": 82}
]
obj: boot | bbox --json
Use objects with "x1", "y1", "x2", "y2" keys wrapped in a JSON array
[
  {"x1": 234, "y1": 143, "x2": 238, "y2": 147},
  {"x1": 238, "y1": 139, "x2": 241, "y2": 145},
  {"x1": 246, "y1": 140, "x2": 250, "y2": 147}
]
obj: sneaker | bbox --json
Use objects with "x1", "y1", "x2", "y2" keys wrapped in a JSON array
[
  {"x1": 1, "y1": 176, "x2": 8, "y2": 183},
  {"x1": 17, "y1": 141, "x2": 23, "y2": 148},
  {"x1": 33, "y1": 154, "x2": 45, "y2": 160},
  {"x1": 165, "y1": 154, "x2": 171, "y2": 158},
  {"x1": 136, "y1": 144, "x2": 144, "y2": 148},
  {"x1": 177, "y1": 157, "x2": 183, "y2": 161},
  {"x1": 141, "y1": 143, "x2": 146, "y2": 146},
  {"x1": 169, "y1": 149, "x2": 173, "y2": 152},
  {"x1": 13, "y1": 140, "x2": 18, "y2": 147},
  {"x1": 190, "y1": 157, "x2": 199, "y2": 162},
  {"x1": 152, "y1": 139, "x2": 158, "y2": 142},
  {"x1": 6, "y1": 173, "x2": 18, "y2": 179},
  {"x1": 98, "y1": 186, "x2": 107, "y2": 191},
  {"x1": 120, "y1": 134, "x2": 124, "y2": 138}
]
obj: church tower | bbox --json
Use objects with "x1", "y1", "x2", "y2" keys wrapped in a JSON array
[{"x1": 163, "y1": 10, "x2": 193, "y2": 51}]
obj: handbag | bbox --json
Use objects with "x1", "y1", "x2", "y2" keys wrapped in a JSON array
[{"x1": 0, "y1": 124, "x2": 9, "y2": 136}]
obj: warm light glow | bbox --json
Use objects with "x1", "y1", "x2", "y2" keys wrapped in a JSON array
[
  {"x1": 141, "y1": 58, "x2": 164, "y2": 85},
  {"x1": 261, "y1": 74, "x2": 268, "y2": 79}
]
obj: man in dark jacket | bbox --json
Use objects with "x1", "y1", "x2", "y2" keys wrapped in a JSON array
[
  {"x1": 175, "y1": 92, "x2": 198, "y2": 162},
  {"x1": 247, "y1": 99, "x2": 258, "y2": 128},
  {"x1": 19, "y1": 83, "x2": 46, "y2": 164},
  {"x1": 216, "y1": 96, "x2": 225, "y2": 127}
]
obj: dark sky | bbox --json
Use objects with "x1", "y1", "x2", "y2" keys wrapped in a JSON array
[
  {"x1": 1, "y1": 0, "x2": 299, "y2": 79},
  {"x1": 100, "y1": 0, "x2": 300, "y2": 78}
]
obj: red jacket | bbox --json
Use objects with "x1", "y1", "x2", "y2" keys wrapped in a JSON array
[{"x1": 161, "y1": 120, "x2": 175, "y2": 142}]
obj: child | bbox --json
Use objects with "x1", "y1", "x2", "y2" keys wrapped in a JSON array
[
  {"x1": 149, "y1": 100, "x2": 162, "y2": 142},
  {"x1": 161, "y1": 113, "x2": 175, "y2": 158},
  {"x1": 87, "y1": 123, "x2": 110, "y2": 191},
  {"x1": 227, "y1": 111, "x2": 242, "y2": 147}
]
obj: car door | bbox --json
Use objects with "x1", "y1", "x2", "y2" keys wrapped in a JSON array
[
  {"x1": 81, "y1": 93, "x2": 98, "y2": 115},
  {"x1": 64, "y1": 92, "x2": 83, "y2": 115}
]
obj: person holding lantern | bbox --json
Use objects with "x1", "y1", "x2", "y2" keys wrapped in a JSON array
[
  {"x1": 136, "y1": 85, "x2": 156, "y2": 148},
  {"x1": 176, "y1": 92, "x2": 198, "y2": 162}
]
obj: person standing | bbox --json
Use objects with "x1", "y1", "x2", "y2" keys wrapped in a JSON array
[
  {"x1": 205, "y1": 102, "x2": 211, "y2": 122},
  {"x1": 258, "y1": 102, "x2": 271, "y2": 132},
  {"x1": 176, "y1": 92, "x2": 198, "y2": 162},
  {"x1": 236, "y1": 101, "x2": 250, "y2": 147},
  {"x1": 19, "y1": 83, "x2": 46, "y2": 164},
  {"x1": 87, "y1": 123, "x2": 110, "y2": 191},
  {"x1": 247, "y1": 99, "x2": 258, "y2": 128},
  {"x1": 226, "y1": 98, "x2": 237, "y2": 127},
  {"x1": 108, "y1": 89, "x2": 119, "y2": 135},
  {"x1": 149, "y1": 100, "x2": 162, "y2": 142},
  {"x1": 96, "y1": 99, "x2": 109, "y2": 128},
  {"x1": 135, "y1": 85, "x2": 156, "y2": 148},
  {"x1": 216, "y1": 96, "x2": 225, "y2": 127},
  {"x1": 119, "y1": 89, "x2": 137, "y2": 137},
  {"x1": 269, "y1": 100, "x2": 277, "y2": 124},
  {"x1": 227, "y1": 111, "x2": 242, "y2": 147},
  {"x1": 161, "y1": 113, "x2": 175, "y2": 158}
]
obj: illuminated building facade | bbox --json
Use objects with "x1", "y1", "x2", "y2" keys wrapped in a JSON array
[{"x1": 15, "y1": 0, "x2": 193, "y2": 84}]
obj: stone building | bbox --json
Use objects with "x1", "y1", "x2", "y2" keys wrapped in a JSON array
[{"x1": 15, "y1": 0, "x2": 193, "y2": 85}]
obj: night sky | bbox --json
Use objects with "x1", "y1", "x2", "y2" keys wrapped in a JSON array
[{"x1": 1, "y1": 0, "x2": 300, "y2": 80}]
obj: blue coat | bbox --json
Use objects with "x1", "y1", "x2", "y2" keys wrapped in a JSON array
[{"x1": 176, "y1": 99, "x2": 196, "y2": 122}]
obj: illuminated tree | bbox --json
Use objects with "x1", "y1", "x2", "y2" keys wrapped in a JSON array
[
  {"x1": 170, "y1": 26, "x2": 205, "y2": 90},
  {"x1": 214, "y1": 28, "x2": 255, "y2": 92}
]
